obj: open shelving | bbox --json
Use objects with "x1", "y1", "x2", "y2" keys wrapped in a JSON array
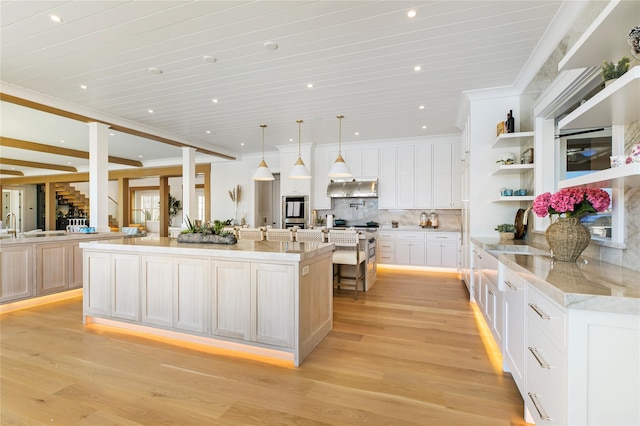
[
  {"x1": 492, "y1": 163, "x2": 534, "y2": 176},
  {"x1": 559, "y1": 163, "x2": 640, "y2": 189},
  {"x1": 492, "y1": 196, "x2": 535, "y2": 203},
  {"x1": 558, "y1": 0, "x2": 639, "y2": 72},
  {"x1": 558, "y1": 66, "x2": 640, "y2": 130},
  {"x1": 491, "y1": 131, "x2": 534, "y2": 149}
]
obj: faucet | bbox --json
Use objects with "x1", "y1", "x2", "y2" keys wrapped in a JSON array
[{"x1": 5, "y1": 213, "x2": 16, "y2": 238}]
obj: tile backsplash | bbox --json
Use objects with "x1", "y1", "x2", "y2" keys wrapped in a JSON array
[{"x1": 316, "y1": 198, "x2": 461, "y2": 231}]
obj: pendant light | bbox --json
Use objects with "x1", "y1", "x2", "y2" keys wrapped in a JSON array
[
  {"x1": 288, "y1": 119, "x2": 311, "y2": 179},
  {"x1": 328, "y1": 114, "x2": 352, "y2": 178},
  {"x1": 252, "y1": 124, "x2": 275, "y2": 181}
]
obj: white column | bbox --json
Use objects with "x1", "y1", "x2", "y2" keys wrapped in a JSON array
[
  {"x1": 182, "y1": 147, "x2": 197, "y2": 227},
  {"x1": 88, "y1": 122, "x2": 110, "y2": 232}
]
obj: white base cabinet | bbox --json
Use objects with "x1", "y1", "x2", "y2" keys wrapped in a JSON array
[
  {"x1": 379, "y1": 230, "x2": 460, "y2": 269},
  {"x1": 471, "y1": 251, "x2": 640, "y2": 426}
]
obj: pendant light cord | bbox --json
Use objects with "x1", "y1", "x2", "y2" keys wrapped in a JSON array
[
  {"x1": 296, "y1": 119, "x2": 303, "y2": 156},
  {"x1": 260, "y1": 124, "x2": 267, "y2": 159},
  {"x1": 337, "y1": 114, "x2": 344, "y2": 154}
]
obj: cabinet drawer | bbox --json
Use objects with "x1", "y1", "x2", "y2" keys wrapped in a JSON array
[
  {"x1": 426, "y1": 232, "x2": 458, "y2": 242},
  {"x1": 526, "y1": 324, "x2": 567, "y2": 425},
  {"x1": 527, "y1": 285, "x2": 566, "y2": 349},
  {"x1": 502, "y1": 267, "x2": 526, "y2": 292},
  {"x1": 377, "y1": 231, "x2": 395, "y2": 240},
  {"x1": 377, "y1": 241, "x2": 394, "y2": 251},
  {"x1": 395, "y1": 231, "x2": 426, "y2": 241}
]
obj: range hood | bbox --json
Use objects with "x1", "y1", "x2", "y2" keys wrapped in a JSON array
[{"x1": 327, "y1": 179, "x2": 378, "y2": 198}]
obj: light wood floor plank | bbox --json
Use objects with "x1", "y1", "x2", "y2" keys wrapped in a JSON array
[{"x1": 1, "y1": 268, "x2": 527, "y2": 425}]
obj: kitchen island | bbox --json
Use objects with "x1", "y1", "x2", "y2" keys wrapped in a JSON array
[
  {"x1": 80, "y1": 236, "x2": 334, "y2": 366},
  {"x1": 0, "y1": 231, "x2": 125, "y2": 308}
]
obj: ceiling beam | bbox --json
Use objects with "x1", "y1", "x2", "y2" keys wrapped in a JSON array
[
  {"x1": 0, "y1": 93, "x2": 236, "y2": 161},
  {"x1": 1, "y1": 163, "x2": 211, "y2": 185},
  {"x1": 0, "y1": 169, "x2": 24, "y2": 176},
  {"x1": 1, "y1": 137, "x2": 144, "y2": 167},
  {"x1": 0, "y1": 158, "x2": 77, "y2": 172}
]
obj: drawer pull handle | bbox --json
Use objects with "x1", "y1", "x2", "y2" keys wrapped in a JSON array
[
  {"x1": 504, "y1": 280, "x2": 517, "y2": 290},
  {"x1": 529, "y1": 303, "x2": 550, "y2": 320},
  {"x1": 488, "y1": 289, "x2": 494, "y2": 296},
  {"x1": 528, "y1": 392, "x2": 551, "y2": 421},
  {"x1": 477, "y1": 255, "x2": 482, "y2": 259},
  {"x1": 528, "y1": 347, "x2": 551, "y2": 369}
]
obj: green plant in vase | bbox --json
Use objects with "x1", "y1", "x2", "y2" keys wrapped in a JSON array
[
  {"x1": 495, "y1": 223, "x2": 515, "y2": 240},
  {"x1": 602, "y1": 56, "x2": 630, "y2": 82}
]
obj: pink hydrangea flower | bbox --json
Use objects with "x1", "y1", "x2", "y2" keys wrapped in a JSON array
[
  {"x1": 533, "y1": 188, "x2": 610, "y2": 218},
  {"x1": 532, "y1": 192, "x2": 552, "y2": 217}
]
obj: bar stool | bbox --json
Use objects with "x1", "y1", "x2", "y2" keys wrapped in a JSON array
[
  {"x1": 295, "y1": 229, "x2": 325, "y2": 242},
  {"x1": 238, "y1": 228, "x2": 264, "y2": 241},
  {"x1": 328, "y1": 230, "x2": 366, "y2": 299},
  {"x1": 266, "y1": 228, "x2": 294, "y2": 242}
]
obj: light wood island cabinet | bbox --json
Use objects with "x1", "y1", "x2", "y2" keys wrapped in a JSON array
[
  {"x1": 81, "y1": 237, "x2": 334, "y2": 366},
  {"x1": 1, "y1": 232, "x2": 125, "y2": 305}
]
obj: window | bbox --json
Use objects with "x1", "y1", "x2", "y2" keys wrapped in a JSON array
[
  {"x1": 560, "y1": 128, "x2": 613, "y2": 240},
  {"x1": 137, "y1": 191, "x2": 160, "y2": 221}
]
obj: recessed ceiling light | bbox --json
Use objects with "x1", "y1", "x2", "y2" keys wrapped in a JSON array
[
  {"x1": 148, "y1": 67, "x2": 163, "y2": 75},
  {"x1": 422, "y1": 125, "x2": 427, "y2": 129},
  {"x1": 80, "y1": 84, "x2": 87, "y2": 90},
  {"x1": 49, "y1": 14, "x2": 63, "y2": 23},
  {"x1": 202, "y1": 55, "x2": 217, "y2": 63},
  {"x1": 407, "y1": 10, "x2": 417, "y2": 18},
  {"x1": 109, "y1": 133, "x2": 115, "y2": 136},
  {"x1": 212, "y1": 99, "x2": 218, "y2": 103},
  {"x1": 67, "y1": 162, "x2": 72, "y2": 165},
  {"x1": 148, "y1": 109, "x2": 154, "y2": 114},
  {"x1": 355, "y1": 132, "x2": 360, "y2": 136},
  {"x1": 138, "y1": 155, "x2": 143, "y2": 158},
  {"x1": 241, "y1": 143, "x2": 245, "y2": 146},
  {"x1": 419, "y1": 105, "x2": 425, "y2": 110},
  {"x1": 307, "y1": 83, "x2": 314, "y2": 88},
  {"x1": 289, "y1": 138, "x2": 293, "y2": 142},
  {"x1": 60, "y1": 139, "x2": 64, "y2": 143},
  {"x1": 414, "y1": 65, "x2": 421, "y2": 72},
  {"x1": 264, "y1": 41, "x2": 278, "y2": 50},
  {"x1": 206, "y1": 130, "x2": 211, "y2": 134}
]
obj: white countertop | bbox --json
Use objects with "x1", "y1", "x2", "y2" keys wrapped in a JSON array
[
  {"x1": 80, "y1": 236, "x2": 335, "y2": 262},
  {"x1": 0, "y1": 231, "x2": 125, "y2": 246},
  {"x1": 472, "y1": 237, "x2": 639, "y2": 315},
  {"x1": 377, "y1": 225, "x2": 460, "y2": 232}
]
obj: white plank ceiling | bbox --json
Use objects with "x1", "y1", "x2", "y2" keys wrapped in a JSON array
[{"x1": 1, "y1": 0, "x2": 565, "y2": 176}]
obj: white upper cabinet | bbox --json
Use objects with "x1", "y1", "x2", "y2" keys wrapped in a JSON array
[
  {"x1": 344, "y1": 148, "x2": 379, "y2": 179},
  {"x1": 414, "y1": 144, "x2": 433, "y2": 208},
  {"x1": 378, "y1": 146, "x2": 398, "y2": 209},
  {"x1": 433, "y1": 142, "x2": 462, "y2": 208},
  {"x1": 396, "y1": 146, "x2": 415, "y2": 209}
]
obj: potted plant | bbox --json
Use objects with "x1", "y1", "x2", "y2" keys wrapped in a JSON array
[
  {"x1": 168, "y1": 194, "x2": 182, "y2": 226},
  {"x1": 495, "y1": 223, "x2": 516, "y2": 240},
  {"x1": 177, "y1": 216, "x2": 237, "y2": 244},
  {"x1": 602, "y1": 56, "x2": 630, "y2": 84}
]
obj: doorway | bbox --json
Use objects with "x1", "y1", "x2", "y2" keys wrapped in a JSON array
[{"x1": 255, "y1": 173, "x2": 280, "y2": 227}]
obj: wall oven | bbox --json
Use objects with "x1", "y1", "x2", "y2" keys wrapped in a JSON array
[{"x1": 282, "y1": 196, "x2": 308, "y2": 228}]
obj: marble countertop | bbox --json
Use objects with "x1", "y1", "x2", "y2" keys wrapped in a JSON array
[
  {"x1": 472, "y1": 237, "x2": 639, "y2": 315},
  {"x1": 80, "y1": 236, "x2": 334, "y2": 262}
]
